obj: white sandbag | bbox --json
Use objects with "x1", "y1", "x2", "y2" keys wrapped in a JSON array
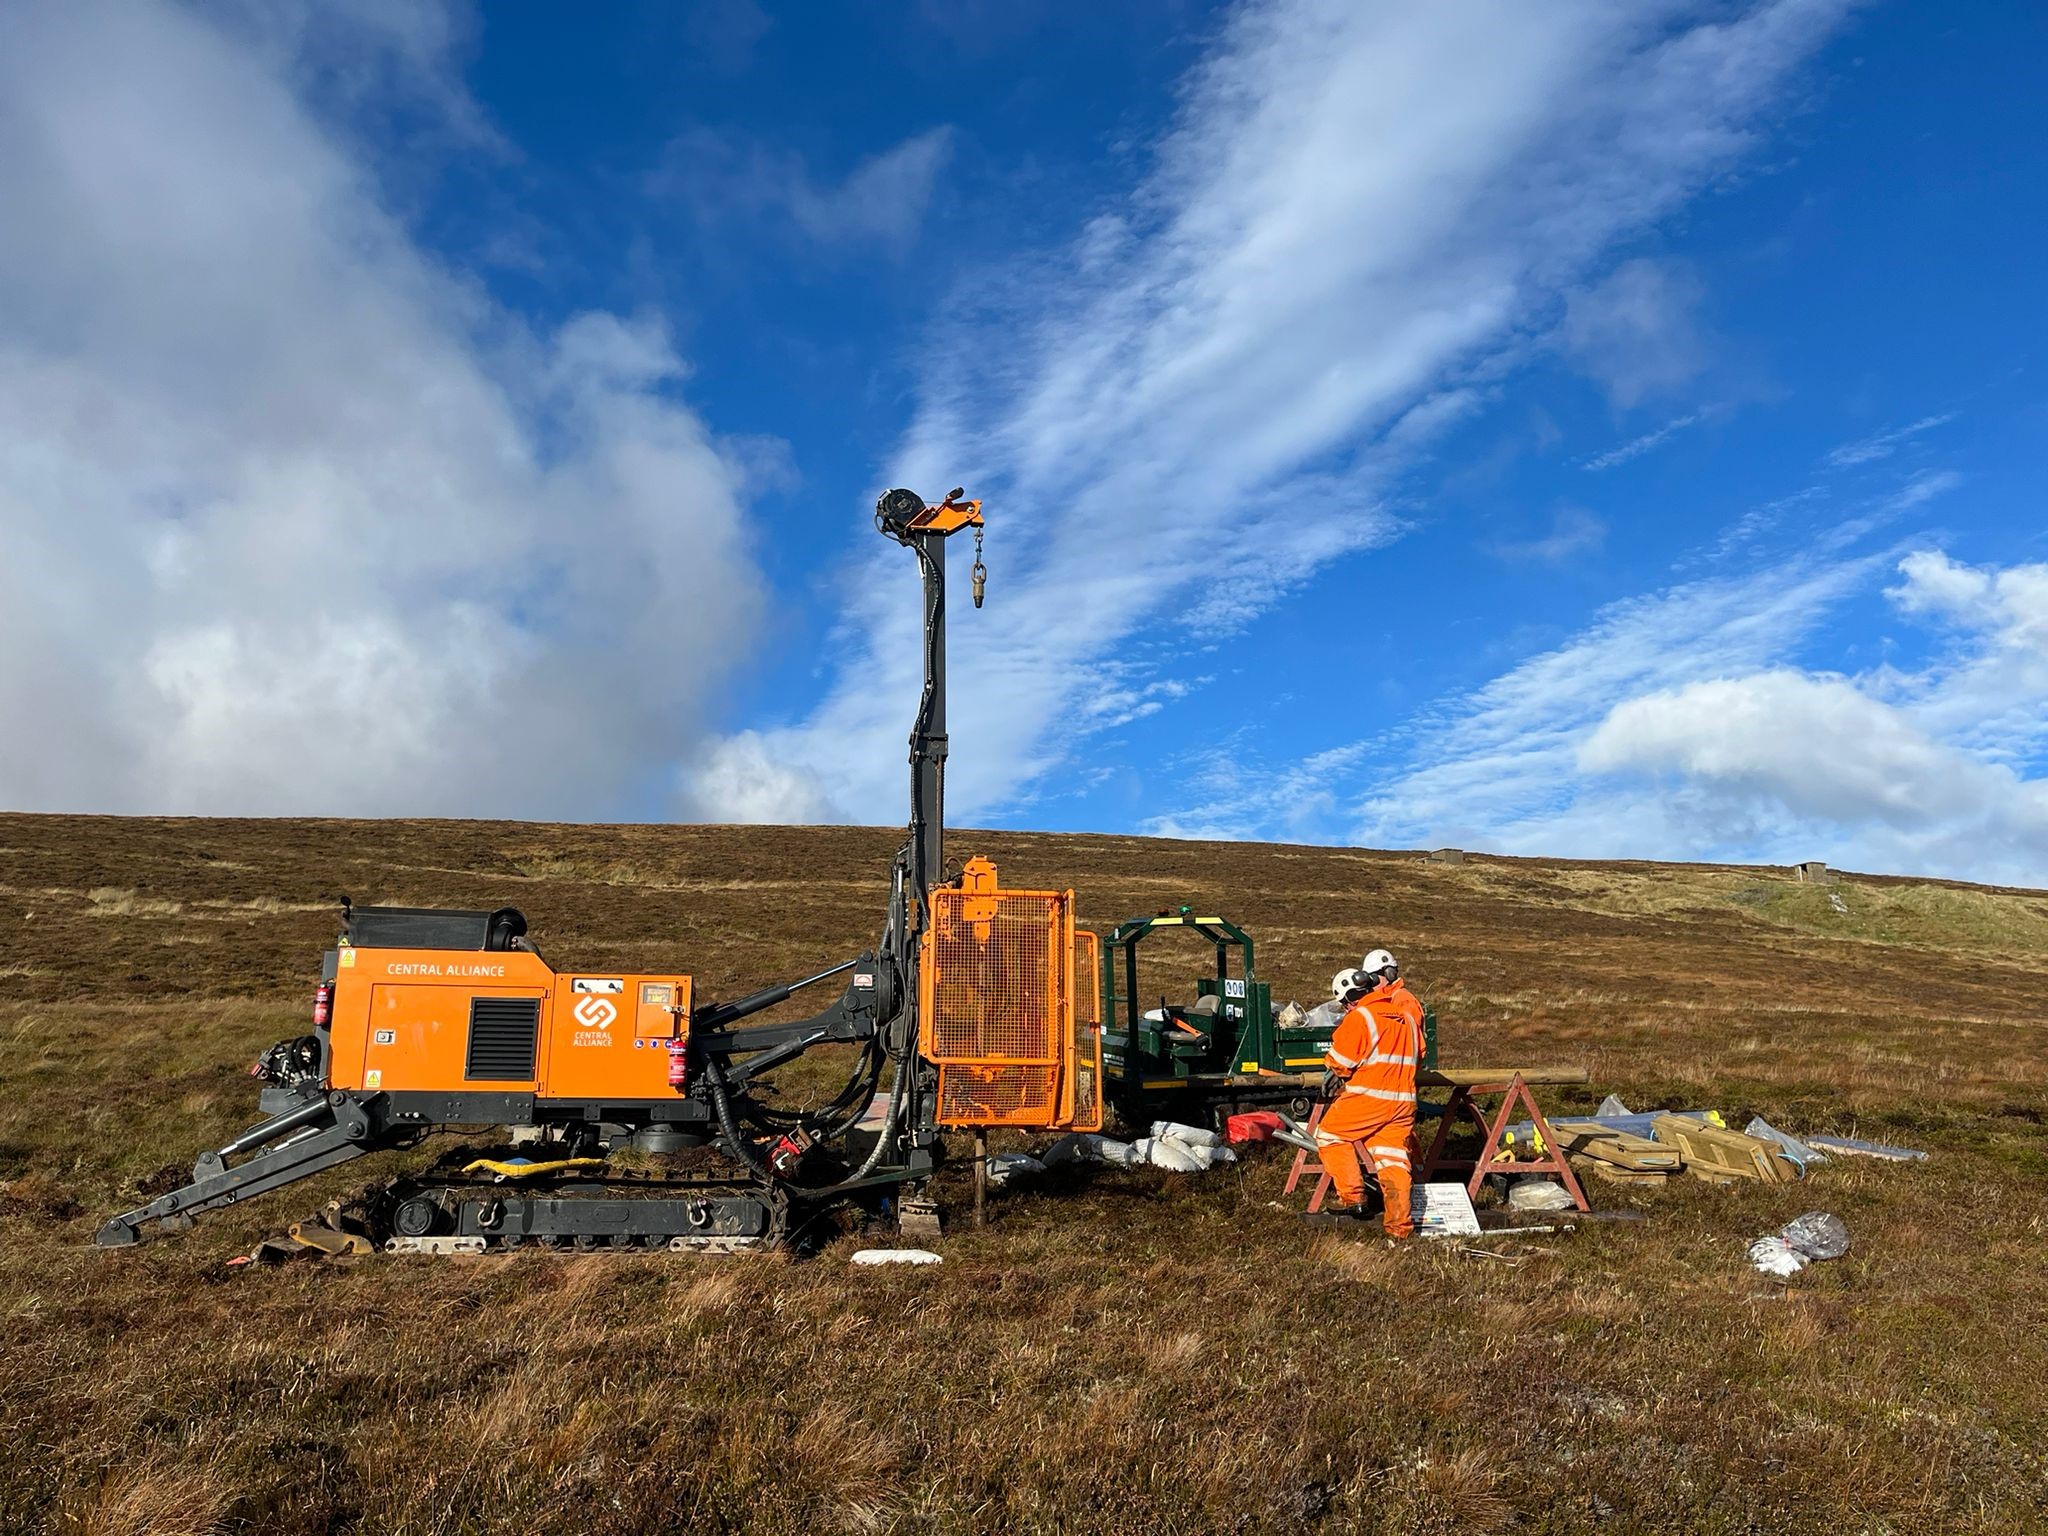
[
  {"x1": 1043, "y1": 1132, "x2": 1142, "y2": 1168},
  {"x1": 1133, "y1": 1136, "x2": 1208, "y2": 1173},
  {"x1": 1150, "y1": 1120, "x2": 1221, "y2": 1148},
  {"x1": 984, "y1": 1152, "x2": 1046, "y2": 1188},
  {"x1": 1096, "y1": 1138, "x2": 1144, "y2": 1168},
  {"x1": 1179, "y1": 1143, "x2": 1237, "y2": 1170},
  {"x1": 1153, "y1": 1142, "x2": 1208, "y2": 1174},
  {"x1": 851, "y1": 1249, "x2": 942, "y2": 1266}
]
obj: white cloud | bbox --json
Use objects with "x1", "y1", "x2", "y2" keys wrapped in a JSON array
[
  {"x1": 1557, "y1": 258, "x2": 1708, "y2": 408},
  {"x1": 1583, "y1": 412, "x2": 1699, "y2": 470},
  {"x1": 654, "y1": 126, "x2": 955, "y2": 251},
  {"x1": 1344, "y1": 552, "x2": 1878, "y2": 851},
  {"x1": 1824, "y1": 412, "x2": 1955, "y2": 469},
  {"x1": 681, "y1": 733, "x2": 837, "y2": 824},
  {"x1": 0, "y1": 3, "x2": 763, "y2": 817},
  {"x1": 1489, "y1": 506, "x2": 1608, "y2": 564},
  {"x1": 1889, "y1": 549, "x2": 2048, "y2": 649},
  {"x1": 693, "y1": 0, "x2": 1854, "y2": 824},
  {"x1": 1882, "y1": 549, "x2": 2048, "y2": 771},
  {"x1": 1331, "y1": 543, "x2": 2048, "y2": 886},
  {"x1": 1581, "y1": 670, "x2": 2021, "y2": 826},
  {"x1": 1578, "y1": 669, "x2": 2048, "y2": 880}
]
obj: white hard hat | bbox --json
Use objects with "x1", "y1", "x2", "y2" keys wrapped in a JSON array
[
  {"x1": 1330, "y1": 967, "x2": 1365, "y2": 1001},
  {"x1": 1361, "y1": 948, "x2": 1397, "y2": 976}
]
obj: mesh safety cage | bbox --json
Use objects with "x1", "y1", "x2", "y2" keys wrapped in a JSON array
[{"x1": 919, "y1": 860, "x2": 1096, "y2": 1130}]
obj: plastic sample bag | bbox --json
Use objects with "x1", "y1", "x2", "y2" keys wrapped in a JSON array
[
  {"x1": 1748, "y1": 1211, "x2": 1849, "y2": 1276},
  {"x1": 1506, "y1": 1178, "x2": 1577, "y2": 1212},
  {"x1": 1301, "y1": 999, "x2": 1345, "y2": 1034},
  {"x1": 1780, "y1": 1211, "x2": 1850, "y2": 1260},
  {"x1": 1745, "y1": 1116, "x2": 1824, "y2": 1172},
  {"x1": 1803, "y1": 1135, "x2": 1927, "y2": 1162}
]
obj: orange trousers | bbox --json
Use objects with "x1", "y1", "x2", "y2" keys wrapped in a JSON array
[{"x1": 1315, "y1": 1096, "x2": 1415, "y2": 1238}]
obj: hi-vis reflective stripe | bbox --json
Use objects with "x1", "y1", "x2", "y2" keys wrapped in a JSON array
[
  {"x1": 1344, "y1": 1085, "x2": 1417, "y2": 1102},
  {"x1": 1314, "y1": 1128, "x2": 1346, "y2": 1146},
  {"x1": 1326, "y1": 1047, "x2": 1359, "y2": 1069},
  {"x1": 1370, "y1": 1147, "x2": 1411, "y2": 1166},
  {"x1": 1363, "y1": 1051, "x2": 1416, "y2": 1067}
]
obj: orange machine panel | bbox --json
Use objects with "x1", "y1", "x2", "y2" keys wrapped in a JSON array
[
  {"x1": 538, "y1": 973, "x2": 692, "y2": 1101},
  {"x1": 331, "y1": 947, "x2": 555, "y2": 1094},
  {"x1": 327, "y1": 947, "x2": 691, "y2": 1102},
  {"x1": 919, "y1": 857, "x2": 1095, "y2": 1130}
]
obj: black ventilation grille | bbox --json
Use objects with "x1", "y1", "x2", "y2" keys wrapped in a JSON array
[{"x1": 465, "y1": 997, "x2": 540, "y2": 1081}]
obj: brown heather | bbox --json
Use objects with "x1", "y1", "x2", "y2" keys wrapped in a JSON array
[{"x1": 1, "y1": 814, "x2": 2045, "y2": 1534}]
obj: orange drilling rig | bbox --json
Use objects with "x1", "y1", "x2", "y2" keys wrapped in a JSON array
[{"x1": 97, "y1": 489, "x2": 1103, "y2": 1253}]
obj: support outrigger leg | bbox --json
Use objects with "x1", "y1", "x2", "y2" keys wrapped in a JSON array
[{"x1": 94, "y1": 1092, "x2": 383, "y2": 1247}]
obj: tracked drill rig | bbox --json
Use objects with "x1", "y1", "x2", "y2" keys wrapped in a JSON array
[{"x1": 96, "y1": 489, "x2": 1104, "y2": 1254}]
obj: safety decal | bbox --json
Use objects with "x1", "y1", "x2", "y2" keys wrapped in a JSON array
[
  {"x1": 365, "y1": 1069, "x2": 382, "y2": 1088},
  {"x1": 640, "y1": 984, "x2": 674, "y2": 1005},
  {"x1": 571, "y1": 978, "x2": 624, "y2": 994},
  {"x1": 374, "y1": 1029, "x2": 395, "y2": 1045},
  {"x1": 339, "y1": 949, "x2": 356, "y2": 968}
]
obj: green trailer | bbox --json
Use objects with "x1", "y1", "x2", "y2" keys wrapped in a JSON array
[{"x1": 1096, "y1": 907, "x2": 1436, "y2": 1130}]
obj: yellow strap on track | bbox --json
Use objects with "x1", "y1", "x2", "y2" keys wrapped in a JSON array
[{"x1": 461, "y1": 1156, "x2": 609, "y2": 1180}]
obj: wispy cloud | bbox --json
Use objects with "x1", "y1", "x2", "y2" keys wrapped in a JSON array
[
  {"x1": 653, "y1": 125, "x2": 955, "y2": 252},
  {"x1": 690, "y1": 0, "x2": 1856, "y2": 825},
  {"x1": 1583, "y1": 412, "x2": 1700, "y2": 470},
  {"x1": 1489, "y1": 506, "x2": 1608, "y2": 564},
  {"x1": 1557, "y1": 258, "x2": 1709, "y2": 407},
  {"x1": 1823, "y1": 412, "x2": 1955, "y2": 468}
]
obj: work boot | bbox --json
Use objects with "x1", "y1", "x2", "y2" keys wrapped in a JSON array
[{"x1": 1302, "y1": 1202, "x2": 1370, "y2": 1225}]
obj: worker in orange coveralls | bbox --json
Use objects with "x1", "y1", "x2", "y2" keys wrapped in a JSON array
[{"x1": 1313, "y1": 948, "x2": 1424, "y2": 1238}]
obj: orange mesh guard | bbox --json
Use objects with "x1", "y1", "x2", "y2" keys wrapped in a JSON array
[
  {"x1": 920, "y1": 858, "x2": 1100, "y2": 1130},
  {"x1": 1069, "y1": 929, "x2": 1103, "y2": 1133}
]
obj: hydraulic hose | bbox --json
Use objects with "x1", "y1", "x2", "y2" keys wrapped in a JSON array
[{"x1": 705, "y1": 1029, "x2": 910, "y2": 1195}]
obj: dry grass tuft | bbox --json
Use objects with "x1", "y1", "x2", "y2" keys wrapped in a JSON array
[
  {"x1": 64, "y1": 1462, "x2": 230, "y2": 1536},
  {"x1": 83, "y1": 887, "x2": 184, "y2": 918},
  {"x1": 1418, "y1": 1447, "x2": 1515, "y2": 1533}
]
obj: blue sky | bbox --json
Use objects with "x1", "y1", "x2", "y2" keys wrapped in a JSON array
[{"x1": 2, "y1": 1, "x2": 2044, "y2": 885}]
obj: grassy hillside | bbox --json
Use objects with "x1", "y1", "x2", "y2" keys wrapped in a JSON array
[{"x1": 2, "y1": 814, "x2": 2045, "y2": 1534}]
